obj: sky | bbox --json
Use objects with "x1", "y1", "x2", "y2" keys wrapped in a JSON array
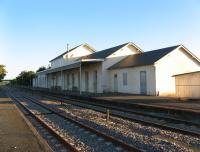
[{"x1": 0, "y1": 0, "x2": 200, "y2": 79}]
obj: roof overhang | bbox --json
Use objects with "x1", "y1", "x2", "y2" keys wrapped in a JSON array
[
  {"x1": 108, "y1": 64, "x2": 154, "y2": 70},
  {"x1": 172, "y1": 71, "x2": 200, "y2": 77},
  {"x1": 126, "y1": 42, "x2": 144, "y2": 53},
  {"x1": 80, "y1": 59, "x2": 104, "y2": 62},
  {"x1": 36, "y1": 59, "x2": 103, "y2": 75},
  {"x1": 178, "y1": 45, "x2": 200, "y2": 64}
]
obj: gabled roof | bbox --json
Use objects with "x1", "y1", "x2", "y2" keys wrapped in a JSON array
[
  {"x1": 173, "y1": 71, "x2": 200, "y2": 77},
  {"x1": 50, "y1": 43, "x2": 95, "y2": 62},
  {"x1": 81, "y1": 43, "x2": 128, "y2": 60},
  {"x1": 109, "y1": 45, "x2": 180, "y2": 69},
  {"x1": 81, "y1": 42, "x2": 141, "y2": 60}
]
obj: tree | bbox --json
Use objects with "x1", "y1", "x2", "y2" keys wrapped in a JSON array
[
  {"x1": 36, "y1": 66, "x2": 46, "y2": 72},
  {"x1": 0, "y1": 65, "x2": 7, "y2": 82},
  {"x1": 12, "y1": 71, "x2": 36, "y2": 86}
]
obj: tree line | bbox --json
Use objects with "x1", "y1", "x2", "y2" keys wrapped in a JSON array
[
  {"x1": 11, "y1": 71, "x2": 36, "y2": 86},
  {"x1": 0, "y1": 65, "x2": 7, "y2": 82},
  {"x1": 11, "y1": 66, "x2": 47, "y2": 86},
  {"x1": 0, "y1": 64, "x2": 47, "y2": 86}
]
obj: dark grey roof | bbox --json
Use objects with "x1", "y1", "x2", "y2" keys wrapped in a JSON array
[
  {"x1": 109, "y1": 45, "x2": 180, "y2": 69},
  {"x1": 81, "y1": 43, "x2": 129, "y2": 59}
]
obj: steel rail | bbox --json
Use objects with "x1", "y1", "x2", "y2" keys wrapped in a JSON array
[
  {"x1": 39, "y1": 93, "x2": 200, "y2": 138},
  {"x1": 21, "y1": 95, "x2": 143, "y2": 152},
  {"x1": 9, "y1": 94, "x2": 79, "y2": 152}
]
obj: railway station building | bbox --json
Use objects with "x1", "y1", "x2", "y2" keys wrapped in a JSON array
[{"x1": 33, "y1": 42, "x2": 200, "y2": 96}]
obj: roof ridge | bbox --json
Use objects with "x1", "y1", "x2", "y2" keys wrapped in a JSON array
[
  {"x1": 80, "y1": 42, "x2": 129, "y2": 60},
  {"x1": 144, "y1": 45, "x2": 180, "y2": 53},
  {"x1": 97, "y1": 42, "x2": 129, "y2": 53},
  {"x1": 50, "y1": 43, "x2": 93, "y2": 62}
]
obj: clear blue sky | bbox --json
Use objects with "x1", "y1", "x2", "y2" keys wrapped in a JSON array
[{"x1": 1, "y1": 0, "x2": 200, "y2": 79}]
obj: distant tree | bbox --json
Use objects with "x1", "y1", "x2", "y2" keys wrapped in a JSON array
[
  {"x1": 12, "y1": 71, "x2": 36, "y2": 86},
  {"x1": 10, "y1": 79, "x2": 17, "y2": 85},
  {"x1": 36, "y1": 66, "x2": 46, "y2": 72},
  {"x1": 0, "y1": 65, "x2": 7, "y2": 82}
]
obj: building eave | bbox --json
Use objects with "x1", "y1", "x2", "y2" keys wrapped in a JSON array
[
  {"x1": 49, "y1": 43, "x2": 96, "y2": 62},
  {"x1": 172, "y1": 71, "x2": 200, "y2": 77}
]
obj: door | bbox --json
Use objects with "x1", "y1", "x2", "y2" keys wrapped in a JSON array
[
  {"x1": 67, "y1": 74, "x2": 70, "y2": 90},
  {"x1": 85, "y1": 71, "x2": 89, "y2": 92},
  {"x1": 140, "y1": 71, "x2": 147, "y2": 95},
  {"x1": 78, "y1": 72, "x2": 80, "y2": 91},
  {"x1": 72, "y1": 73, "x2": 75, "y2": 88},
  {"x1": 114, "y1": 74, "x2": 118, "y2": 92},
  {"x1": 93, "y1": 71, "x2": 97, "y2": 93}
]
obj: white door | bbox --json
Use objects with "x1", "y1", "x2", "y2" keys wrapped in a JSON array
[
  {"x1": 140, "y1": 71, "x2": 147, "y2": 95},
  {"x1": 93, "y1": 71, "x2": 97, "y2": 93},
  {"x1": 114, "y1": 74, "x2": 118, "y2": 92},
  {"x1": 85, "y1": 72, "x2": 89, "y2": 92},
  {"x1": 67, "y1": 74, "x2": 70, "y2": 90}
]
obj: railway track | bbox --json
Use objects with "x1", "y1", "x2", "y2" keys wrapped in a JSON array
[
  {"x1": 5, "y1": 87, "x2": 200, "y2": 151},
  {"x1": 32, "y1": 91, "x2": 200, "y2": 138},
  {"x1": 8, "y1": 91, "x2": 142, "y2": 152}
]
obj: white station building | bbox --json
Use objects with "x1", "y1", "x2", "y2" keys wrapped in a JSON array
[{"x1": 33, "y1": 42, "x2": 200, "y2": 96}]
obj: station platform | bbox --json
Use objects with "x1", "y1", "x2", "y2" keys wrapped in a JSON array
[
  {"x1": 93, "y1": 95, "x2": 200, "y2": 112},
  {"x1": 16, "y1": 86, "x2": 200, "y2": 117},
  {"x1": 0, "y1": 89, "x2": 49, "y2": 152}
]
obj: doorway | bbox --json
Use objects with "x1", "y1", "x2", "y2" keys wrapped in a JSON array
[
  {"x1": 140, "y1": 71, "x2": 147, "y2": 95},
  {"x1": 93, "y1": 71, "x2": 97, "y2": 93},
  {"x1": 114, "y1": 74, "x2": 118, "y2": 92},
  {"x1": 85, "y1": 71, "x2": 89, "y2": 92}
]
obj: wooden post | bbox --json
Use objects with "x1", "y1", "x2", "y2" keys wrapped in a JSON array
[{"x1": 106, "y1": 109, "x2": 110, "y2": 122}]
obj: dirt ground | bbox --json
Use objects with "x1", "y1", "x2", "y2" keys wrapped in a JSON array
[{"x1": 0, "y1": 88, "x2": 46, "y2": 152}]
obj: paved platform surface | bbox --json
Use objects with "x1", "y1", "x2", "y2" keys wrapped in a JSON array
[
  {"x1": 0, "y1": 89, "x2": 46, "y2": 152},
  {"x1": 93, "y1": 95, "x2": 200, "y2": 112}
]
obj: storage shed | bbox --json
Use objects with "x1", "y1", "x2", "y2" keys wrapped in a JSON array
[{"x1": 174, "y1": 71, "x2": 200, "y2": 99}]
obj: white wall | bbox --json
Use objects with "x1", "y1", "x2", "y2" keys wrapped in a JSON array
[
  {"x1": 59, "y1": 63, "x2": 102, "y2": 93},
  {"x1": 63, "y1": 69, "x2": 80, "y2": 91},
  {"x1": 81, "y1": 63, "x2": 102, "y2": 93},
  {"x1": 155, "y1": 47, "x2": 200, "y2": 96},
  {"x1": 36, "y1": 63, "x2": 102, "y2": 93},
  {"x1": 175, "y1": 72, "x2": 200, "y2": 99},
  {"x1": 102, "y1": 45, "x2": 140, "y2": 92},
  {"x1": 109, "y1": 65, "x2": 156, "y2": 95},
  {"x1": 34, "y1": 74, "x2": 47, "y2": 88}
]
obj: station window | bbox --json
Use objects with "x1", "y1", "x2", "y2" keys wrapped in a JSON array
[{"x1": 123, "y1": 72, "x2": 127, "y2": 86}]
